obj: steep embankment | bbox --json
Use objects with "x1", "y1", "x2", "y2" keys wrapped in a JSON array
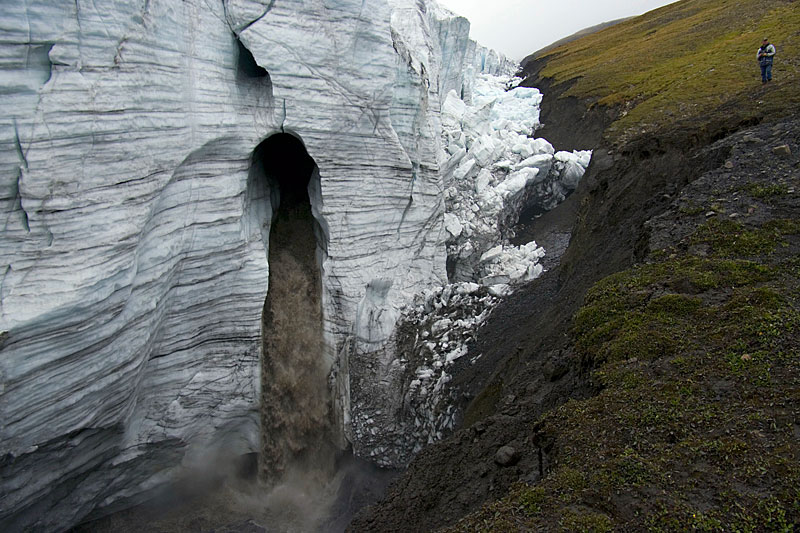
[{"x1": 351, "y1": 0, "x2": 800, "y2": 530}]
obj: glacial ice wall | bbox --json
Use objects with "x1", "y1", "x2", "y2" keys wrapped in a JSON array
[{"x1": 0, "y1": 0, "x2": 534, "y2": 529}]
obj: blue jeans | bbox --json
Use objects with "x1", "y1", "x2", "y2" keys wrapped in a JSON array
[{"x1": 761, "y1": 62, "x2": 772, "y2": 82}]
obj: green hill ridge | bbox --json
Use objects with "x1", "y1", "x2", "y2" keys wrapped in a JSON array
[{"x1": 535, "y1": 0, "x2": 800, "y2": 141}]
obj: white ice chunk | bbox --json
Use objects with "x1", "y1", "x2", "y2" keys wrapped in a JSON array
[
  {"x1": 470, "y1": 135, "x2": 496, "y2": 167},
  {"x1": 432, "y1": 318, "x2": 452, "y2": 336},
  {"x1": 532, "y1": 138, "x2": 555, "y2": 155},
  {"x1": 512, "y1": 142, "x2": 534, "y2": 158},
  {"x1": 445, "y1": 345, "x2": 467, "y2": 364},
  {"x1": 576, "y1": 150, "x2": 593, "y2": 168},
  {"x1": 442, "y1": 90, "x2": 467, "y2": 120},
  {"x1": 453, "y1": 157, "x2": 477, "y2": 181},
  {"x1": 515, "y1": 153, "x2": 553, "y2": 176},
  {"x1": 496, "y1": 167, "x2": 539, "y2": 197},
  {"x1": 488, "y1": 284, "x2": 512, "y2": 297},
  {"x1": 444, "y1": 213, "x2": 463, "y2": 238},
  {"x1": 475, "y1": 168, "x2": 492, "y2": 194},
  {"x1": 480, "y1": 245, "x2": 504, "y2": 263},
  {"x1": 457, "y1": 282, "x2": 480, "y2": 294},
  {"x1": 555, "y1": 151, "x2": 589, "y2": 191},
  {"x1": 416, "y1": 368, "x2": 435, "y2": 380}
]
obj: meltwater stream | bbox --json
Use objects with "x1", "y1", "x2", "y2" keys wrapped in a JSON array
[
  {"x1": 259, "y1": 140, "x2": 334, "y2": 488},
  {"x1": 72, "y1": 134, "x2": 397, "y2": 532}
]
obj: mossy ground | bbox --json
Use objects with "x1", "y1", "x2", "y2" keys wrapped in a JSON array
[
  {"x1": 536, "y1": 0, "x2": 800, "y2": 141},
  {"x1": 449, "y1": 216, "x2": 799, "y2": 532},
  {"x1": 447, "y1": 117, "x2": 800, "y2": 530}
]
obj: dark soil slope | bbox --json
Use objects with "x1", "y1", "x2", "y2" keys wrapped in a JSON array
[
  {"x1": 351, "y1": 0, "x2": 800, "y2": 531},
  {"x1": 446, "y1": 116, "x2": 800, "y2": 532}
]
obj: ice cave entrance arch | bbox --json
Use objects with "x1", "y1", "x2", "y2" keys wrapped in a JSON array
[{"x1": 250, "y1": 133, "x2": 334, "y2": 484}]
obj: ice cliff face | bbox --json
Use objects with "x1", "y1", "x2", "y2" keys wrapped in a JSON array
[{"x1": 0, "y1": 0, "x2": 584, "y2": 529}]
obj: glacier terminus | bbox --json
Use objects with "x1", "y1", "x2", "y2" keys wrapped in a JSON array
[{"x1": 0, "y1": 0, "x2": 590, "y2": 529}]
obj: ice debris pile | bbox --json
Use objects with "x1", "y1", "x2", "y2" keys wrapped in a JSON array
[
  {"x1": 398, "y1": 283, "x2": 497, "y2": 447},
  {"x1": 352, "y1": 281, "x2": 500, "y2": 466},
  {"x1": 441, "y1": 73, "x2": 592, "y2": 286},
  {"x1": 384, "y1": 72, "x2": 592, "y2": 457}
]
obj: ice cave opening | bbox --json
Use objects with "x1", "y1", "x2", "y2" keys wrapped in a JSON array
[{"x1": 250, "y1": 133, "x2": 337, "y2": 486}]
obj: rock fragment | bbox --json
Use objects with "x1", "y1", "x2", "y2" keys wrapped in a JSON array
[
  {"x1": 772, "y1": 144, "x2": 792, "y2": 157},
  {"x1": 494, "y1": 445, "x2": 520, "y2": 466}
]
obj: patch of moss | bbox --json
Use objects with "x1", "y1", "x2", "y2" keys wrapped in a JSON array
[
  {"x1": 560, "y1": 509, "x2": 613, "y2": 533},
  {"x1": 691, "y1": 217, "x2": 800, "y2": 258},
  {"x1": 764, "y1": 218, "x2": 800, "y2": 235},
  {"x1": 516, "y1": 485, "x2": 545, "y2": 515},
  {"x1": 647, "y1": 494, "x2": 797, "y2": 533},
  {"x1": 572, "y1": 252, "x2": 783, "y2": 368},
  {"x1": 679, "y1": 202, "x2": 705, "y2": 215},
  {"x1": 742, "y1": 182, "x2": 791, "y2": 199},
  {"x1": 551, "y1": 467, "x2": 588, "y2": 499},
  {"x1": 692, "y1": 218, "x2": 775, "y2": 257}
]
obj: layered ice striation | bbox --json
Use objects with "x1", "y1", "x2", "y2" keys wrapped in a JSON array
[{"x1": 0, "y1": 0, "x2": 587, "y2": 528}]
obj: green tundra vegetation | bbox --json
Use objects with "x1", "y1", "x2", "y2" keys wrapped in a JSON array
[
  {"x1": 451, "y1": 218, "x2": 799, "y2": 530},
  {"x1": 537, "y1": 0, "x2": 800, "y2": 140},
  {"x1": 448, "y1": 0, "x2": 800, "y2": 530}
]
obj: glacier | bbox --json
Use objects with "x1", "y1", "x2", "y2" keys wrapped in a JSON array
[{"x1": 0, "y1": 0, "x2": 588, "y2": 529}]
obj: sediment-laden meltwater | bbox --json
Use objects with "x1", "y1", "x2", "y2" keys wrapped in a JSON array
[
  {"x1": 261, "y1": 203, "x2": 332, "y2": 478},
  {"x1": 256, "y1": 133, "x2": 343, "y2": 532},
  {"x1": 73, "y1": 135, "x2": 391, "y2": 532}
]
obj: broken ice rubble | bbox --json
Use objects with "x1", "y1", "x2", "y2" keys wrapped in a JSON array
[
  {"x1": 441, "y1": 73, "x2": 591, "y2": 285},
  {"x1": 389, "y1": 72, "x2": 592, "y2": 462}
]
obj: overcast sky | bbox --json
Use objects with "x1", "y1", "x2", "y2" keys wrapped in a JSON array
[{"x1": 436, "y1": 0, "x2": 680, "y2": 61}]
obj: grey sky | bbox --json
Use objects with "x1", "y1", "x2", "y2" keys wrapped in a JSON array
[{"x1": 436, "y1": 0, "x2": 680, "y2": 61}]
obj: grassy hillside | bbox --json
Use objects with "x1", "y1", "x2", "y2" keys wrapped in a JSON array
[
  {"x1": 534, "y1": 0, "x2": 800, "y2": 140},
  {"x1": 528, "y1": 17, "x2": 633, "y2": 60},
  {"x1": 450, "y1": 172, "x2": 800, "y2": 529},
  {"x1": 442, "y1": 0, "x2": 800, "y2": 530}
]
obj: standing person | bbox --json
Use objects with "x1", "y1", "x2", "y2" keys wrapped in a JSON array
[{"x1": 757, "y1": 38, "x2": 776, "y2": 84}]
